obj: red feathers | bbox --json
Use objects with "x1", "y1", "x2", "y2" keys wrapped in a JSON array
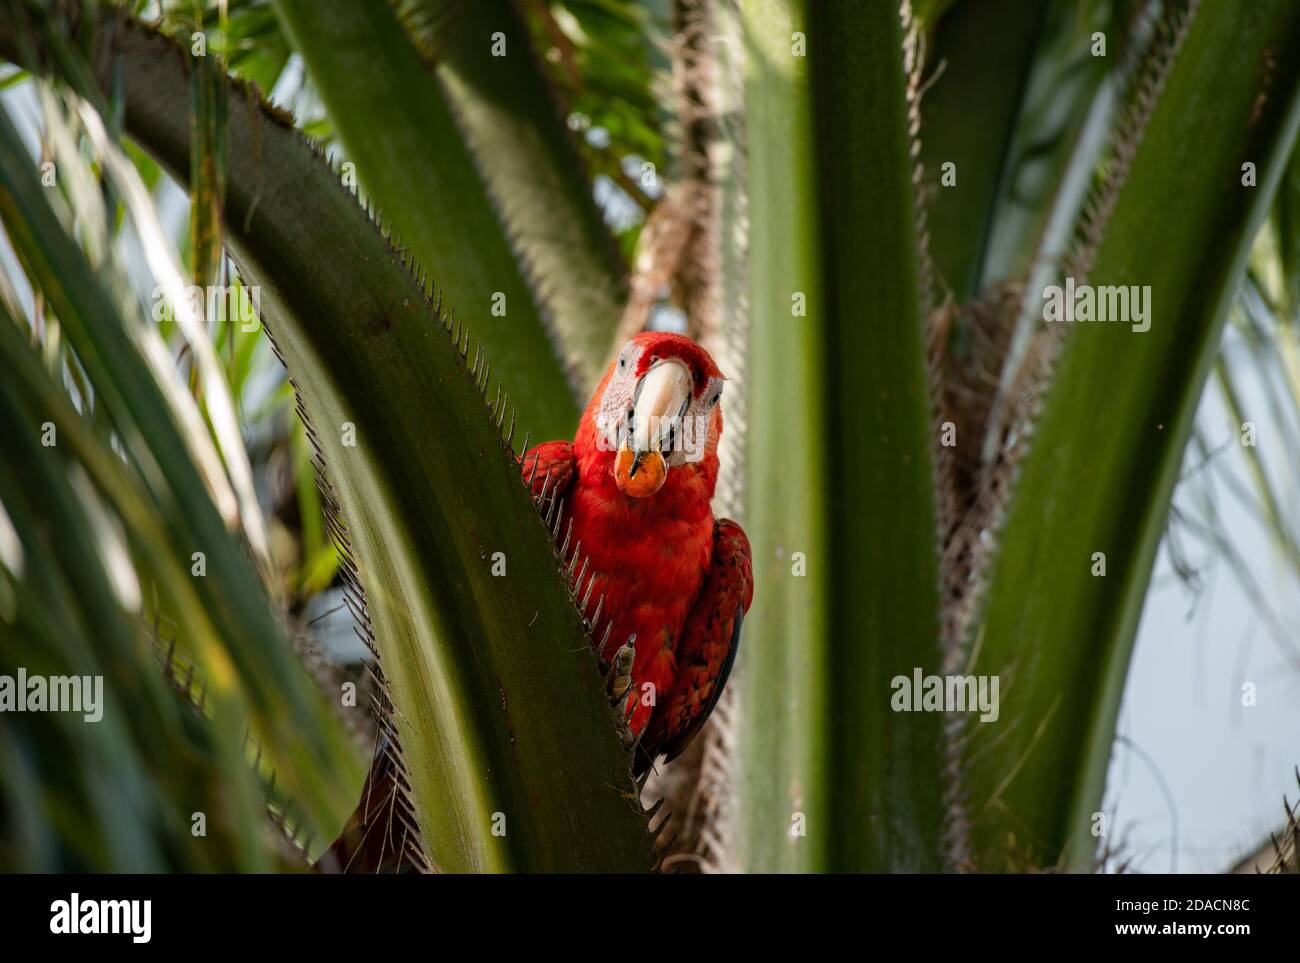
[{"x1": 524, "y1": 332, "x2": 752, "y2": 770}]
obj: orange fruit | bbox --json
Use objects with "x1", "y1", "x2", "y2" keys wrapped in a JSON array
[{"x1": 614, "y1": 446, "x2": 667, "y2": 498}]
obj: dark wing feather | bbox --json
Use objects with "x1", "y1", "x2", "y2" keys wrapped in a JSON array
[
  {"x1": 662, "y1": 609, "x2": 743, "y2": 764},
  {"x1": 639, "y1": 519, "x2": 752, "y2": 773}
]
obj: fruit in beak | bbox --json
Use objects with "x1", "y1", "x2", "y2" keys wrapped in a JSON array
[{"x1": 614, "y1": 445, "x2": 667, "y2": 498}]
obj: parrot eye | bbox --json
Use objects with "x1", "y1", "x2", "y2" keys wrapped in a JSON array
[{"x1": 710, "y1": 389, "x2": 722, "y2": 407}]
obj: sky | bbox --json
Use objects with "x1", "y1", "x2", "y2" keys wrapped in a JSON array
[{"x1": 1108, "y1": 329, "x2": 1300, "y2": 873}]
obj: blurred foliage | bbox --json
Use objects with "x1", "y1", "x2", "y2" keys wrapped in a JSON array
[{"x1": 0, "y1": 74, "x2": 362, "y2": 869}]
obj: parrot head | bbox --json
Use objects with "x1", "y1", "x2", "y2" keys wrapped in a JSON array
[{"x1": 579, "y1": 332, "x2": 726, "y2": 499}]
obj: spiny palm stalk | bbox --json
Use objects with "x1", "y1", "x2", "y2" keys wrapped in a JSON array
[
  {"x1": 718, "y1": 0, "x2": 946, "y2": 873},
  {"x1": 2, "y1": 0, "x2": 1299, "y2": 875}
]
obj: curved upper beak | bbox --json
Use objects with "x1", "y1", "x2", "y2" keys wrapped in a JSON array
[{"x1": 630, "y1": 359, "x2": 692, "y2": 459}]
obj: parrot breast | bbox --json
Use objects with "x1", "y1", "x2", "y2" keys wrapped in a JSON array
[{"x1": 569, "y1": 429, "x2": 718, "y2": 736}]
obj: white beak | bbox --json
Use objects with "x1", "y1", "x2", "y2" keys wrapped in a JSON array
[{"x1": 631, "y1": 359, "x2": 692, "y2": 455}]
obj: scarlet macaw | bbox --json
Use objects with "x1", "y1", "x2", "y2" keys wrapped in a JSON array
[
  {"x1": 524, "y1": 331, "x2": 753, "y2": 774},
  {"x1": 318, "y1": 332, "x2": 750, "y2": 872}
]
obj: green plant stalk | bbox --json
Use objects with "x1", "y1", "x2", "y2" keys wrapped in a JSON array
[
  {"x1": 962, "y1": 0, "x2": 1300, "y2": 871},
  {"x1": 0, "y1": 11, "x2": 656, "y2": 872},
  {"x1": 271, "y1": 0, "x2": 578, "y2": 439},
  {"x1": 734, "y1": 0, "x2": 828, "y2": 873},
  {"x1": 974, "y1": 0, "x2": 1127, "y2": 466},
  {"x1": 920, "y1": 0, "x2": 1047, "y2": 302},
  {"x1": 814, "y1": 1, "x2": 947, "y2": 873},
  {"x1": 1213, "y1": 357, "x2": 1300, "y2": 578},
  {"x1": 976, "y1": 0, "x2": 1121, "y2": 291},
  {"x1": 735, "y1": 0, "x2": 945, "y2": 872},
  {"x1": 1277, "y1": 147, "x2": 1300, "y2": 316},
  {"x1": 395, "y1": 0, "x2": 628, "y2": 393},
  {"x1": 187, "y1": 46, "x2": 225, "y2": 293}
]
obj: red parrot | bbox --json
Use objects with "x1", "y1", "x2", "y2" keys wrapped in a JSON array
[
  {"x1": 318, "y1": 332, "x2": 750, "y2": 872},
  {"x1": 523, "y1": 332, "x2": 752, "y2": 774}
]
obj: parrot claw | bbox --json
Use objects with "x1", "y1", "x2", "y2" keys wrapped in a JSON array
[
  {"x1": 607, "y1": 635, "x2": 635, "y2": 705},
  {"x1": 608, "y1": 636, "x2": 640, "y2": 751},
  {"x1": 618, "y1": 719, "x2": 637, "y2": 752}
]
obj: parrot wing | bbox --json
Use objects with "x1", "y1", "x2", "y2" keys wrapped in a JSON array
[
  {"x1": 522, "y1": 439, "x2": 577, "y2": 502},
  {"x1": 314, "y1": 731, "x2": 425, "y2": 873},
  {"x1": 640, "y1": 518, "x2": 753, "y2": 772}
]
